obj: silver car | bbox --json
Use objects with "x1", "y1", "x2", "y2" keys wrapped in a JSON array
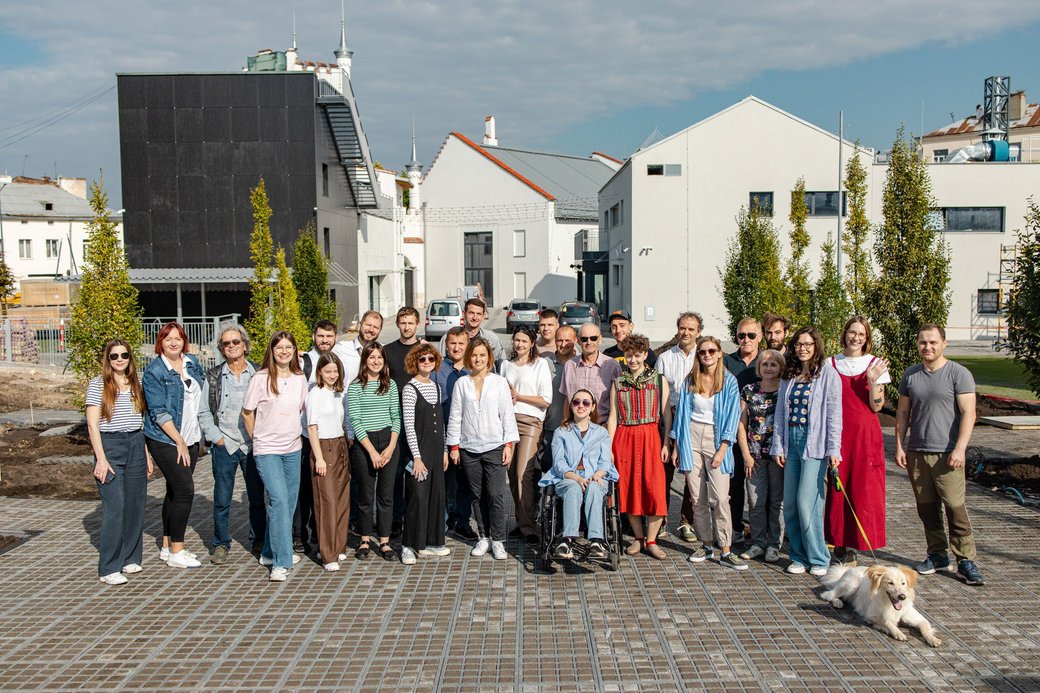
[
  {"x1": 506, "y1": 298, "x2": 542, "y2": 332},
  {"x1": 424, "y1": 299, "x2": 464, "y2": 339}
]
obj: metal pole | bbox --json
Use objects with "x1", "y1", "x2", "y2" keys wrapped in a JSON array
[{"x1": 837, "y1": 111, "x2": 844, "y2": 279}]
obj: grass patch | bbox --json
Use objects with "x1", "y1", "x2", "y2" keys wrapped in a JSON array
[{"x1": 949, "y1": 356, "x2": 1037, "y2": 401}]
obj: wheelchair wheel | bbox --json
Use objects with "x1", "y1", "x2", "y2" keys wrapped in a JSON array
[{"x1": 606, "y1": 482, "x2": 622, "y2": 572}]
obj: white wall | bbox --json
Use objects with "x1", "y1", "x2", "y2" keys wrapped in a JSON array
[{"x1": 3, "y1": 218, "x2": 120, "y2": 290}]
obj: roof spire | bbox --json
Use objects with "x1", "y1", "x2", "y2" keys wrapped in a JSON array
[
  {"x1": 335, "y1": 0, "x2": 350, "y2": 59},
  {"x1": 409, "y1": 118, "x2": 418, "y2": 165},
  {"x1": 291, "y1": 10, "x2": 297, "y2": 51}
]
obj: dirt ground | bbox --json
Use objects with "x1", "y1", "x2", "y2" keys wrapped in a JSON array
[{"x1": 0, "y1": 366, "x2": 79, "y2": 413}]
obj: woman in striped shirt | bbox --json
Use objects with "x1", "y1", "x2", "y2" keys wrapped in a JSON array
[
  {"x1": 347, "y1": 342, "x2": 402, "y2": 561},
  {"x1": 86, "y1": 339, "x2": 152, "y2": 585}
]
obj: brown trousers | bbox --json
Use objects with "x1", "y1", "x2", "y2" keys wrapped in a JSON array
[
  {"x1": 907, "y1": 451, "x2": 976, "y2": 561},
  {"x1": 510, "y1": 413, "x2": 544, "y2": 536},
  {"x1": 311, "y1": 437, "x2": 350, "y2": 563}
]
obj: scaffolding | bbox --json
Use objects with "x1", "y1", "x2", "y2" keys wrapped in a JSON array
[{"x1": 995, "y1": 243, "x2": 1019, "y2": 342}]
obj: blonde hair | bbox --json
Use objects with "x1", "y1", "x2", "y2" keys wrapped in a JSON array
[
  {"x1": 756, "y1": 349, "x2": 786, "y2": 377},
  {"x1": 688, "y1": 336, "x2": 725, "y2": 396}
]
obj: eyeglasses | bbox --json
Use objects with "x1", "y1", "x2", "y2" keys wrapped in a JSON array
[
  {"x1": 736, "y1": 332, "x2": 759, "y2": 340},
  {"x1": 571, "y1": 398, "x2": 593, "y2": 408},
  {"x1": 697, "y1": 348, "x2": 719, "y2": 356},
  {"x1": 417, "y1": 355, "x2": 437, "y2": 364},
  {"x1": 578, "y1": 335, "x2": 600, "y2": 343},
  {"x1": 795, "y1": 342, "x2": 815, "y2": 351},
  {"x1": 108, "y1": 351, "x2": 130, "y2": 361},
  {"x1": 220, "y1": 338, "x2": 243, "y2": 348}
]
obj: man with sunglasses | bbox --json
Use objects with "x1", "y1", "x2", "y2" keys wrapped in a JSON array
[
  {"x1": 199, "y1": 322, "x2": 266, "y2": 564},
  {"x1": 723, "y1": 316, "x2": 762, "y2": 546},
  {"x1": 560, "y1": 323, "x2": 621, "y2": 422}
]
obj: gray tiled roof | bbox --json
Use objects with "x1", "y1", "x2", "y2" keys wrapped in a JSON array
[
  {"x1": 0, "y1": 183, "x2": 99, "y2": 219},
  {"x1": 486, "y1": 146, "x2": 615, "y2": 203}
]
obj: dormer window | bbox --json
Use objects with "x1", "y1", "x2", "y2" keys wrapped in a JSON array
[{"x1": 43, "y1": 202, "x2": 54, "y2": 211}]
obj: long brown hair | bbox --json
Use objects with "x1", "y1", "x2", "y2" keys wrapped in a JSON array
[
  {"x1": 688, "y1": 336, "x2": 725, "y2": 395},
  {"x1": 354, "y1": 341, "x2": 391, "y2": 395},
  {"x1": 784, "y1": 326, "x2": 825, "y2": 380},
  {"x1": 561, "y1": 388, "x2": 600, "y2": 429},
  {"x1": 315, "y1": 352, "x2": 345, "y2": 393},
  {"x1": 261, "y1": 331, "x2": 303, "y2": 395},
  {"x1": 100, "y1": 339, "x2": 145, "y2": 421}
]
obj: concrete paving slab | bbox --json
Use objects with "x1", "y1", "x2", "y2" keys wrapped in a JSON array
[
  {"x1": 979, "y1": 415, "x2": 1040, "y2": 430},
  {"x1": 0, "y1": 408, "x2": 82, "y2": 426}
]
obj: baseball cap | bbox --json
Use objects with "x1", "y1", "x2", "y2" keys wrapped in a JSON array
[{"x1": 608, "y1": 309, "x2": 633, "y2": 323}]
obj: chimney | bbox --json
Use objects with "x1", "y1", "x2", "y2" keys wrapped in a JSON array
[
  {"x1": 1010, "y1": 90, "x2": 1027, "y2": 121},
  {"x1": 58, "y1": 177, "x2": 87, "y2": 199},
  {"x1": 483, "y1": 116, "x2": 498, "y2": 146}
]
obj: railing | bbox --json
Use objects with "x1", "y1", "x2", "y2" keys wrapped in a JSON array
[{"x1": 140, "y1": 314, "x2": 241, "y2": 369}]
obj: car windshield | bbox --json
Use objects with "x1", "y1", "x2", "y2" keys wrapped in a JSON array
[
  {"x1": 562, "y1": 305, "x2": 591, "y2": 317},
  {"x1": 512, "y1": 301, "x2": 539, "y2": 311},
  {"x1": 429, "y1": 302, "x2": 459, "y2": 317}
]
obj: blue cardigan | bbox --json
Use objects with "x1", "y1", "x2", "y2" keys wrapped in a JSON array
[
  {"x1": 768, "y1": 364, "x2": 843, "y2": 461},
  {"x1": 671, "y1": 371, "x2": 741, "y2": 475},
  {"x1": 539, "y1": 423, "x2": 618, "y2": 487}
]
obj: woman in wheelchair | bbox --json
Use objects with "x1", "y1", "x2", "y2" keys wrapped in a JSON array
[{"x1": 539, "y1": 388, "x2": 617, "y2": 559}]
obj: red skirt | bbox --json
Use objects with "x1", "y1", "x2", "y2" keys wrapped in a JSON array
[{"x1": 612, "y1": 423, "x2": 668, "y2": 516}]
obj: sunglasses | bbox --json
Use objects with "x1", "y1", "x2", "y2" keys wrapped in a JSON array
[
  {"x1": 571, "y1": 398, "x2": 593, "y2": 408},
  {"x1": 108, "y1": 351, "x2": 131, "y2": 361},
  {"x1": 737, "y1": 332, "x2": 759, "y2": 340},
  {"x1": 417, "y1": 355, "x2": 437, "y2": 364},
  {"x1": 697, "y1": 348, "x2": 719, "y2": 356},
  {"x1": 578, "y1": 335, "x2": 600, "y2": 343},
  {"x1": 220, "y1": 338, "x2": 243, "y2": 348}
]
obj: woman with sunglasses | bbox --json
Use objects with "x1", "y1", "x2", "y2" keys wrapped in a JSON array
[
  {"x1": 447, "y1": 337, "x2": 519, "y2": 561},
  {"x1": 770, "y1": 326, "x2": 843, "y2": 577},
  {"x1": 499, "y1": 325, "x2": 553, "y2": 543},
  {"x1": 242, "y1": 331, "x2": 308, "y2": 581},
  {"x1": 347, "y1": 341, "x2": 402, "y2": 561},
  {"x1": 607, "y1": 334, "x2": 671, "y2": 559},
  {"x1": 540, "y1": 388, "x2": 617, "y2": 559},
  {"x1": 399, "y1": 343, "x2": 450, "y2": 565},
  {"x1": 87, "y1": 339, "x2": 152, "y2": 584},
  {"x1": 671, "y1": 336, "x2": 745, "y2": 570},
  {"x1": 142, "y1": 321, "x2": 206, "y2": 569}
]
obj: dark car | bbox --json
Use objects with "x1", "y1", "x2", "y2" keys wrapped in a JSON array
[
  {"x1": 506, "y1": 298, "x2": 542, "y2": 332},
  {"x1": 558, "y1": 301, "x2": 599, "y2": 327}
]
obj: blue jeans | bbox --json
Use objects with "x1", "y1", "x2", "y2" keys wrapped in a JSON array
[
  {"x1": 254, "y1": 451, "x2": 302, "y2": 570},
  {"x1": 210, "y1": 445, "x2": 267, "y2": 550},
  {"x1": 782, "y1": 426, "x2": 830, "y2": 569},
  {"x1": 556, "y1": 478, "x2": 607, "y2": 540},
  {"x1": 96, "y1": 430, "x2": 148, "y2": 576}
]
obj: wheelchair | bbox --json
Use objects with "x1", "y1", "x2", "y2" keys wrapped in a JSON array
[{"x1": 538, "y1": 480, "x2": 622, "y2": 572}]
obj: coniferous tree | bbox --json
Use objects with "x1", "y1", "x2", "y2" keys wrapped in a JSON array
[
  {"x1": 244, "y1": 180, "x2": 274, "y2": 362},
  {"x1": 813, "y1": 233, "x2": 852, "y2": 355},
  {"x1": 0, "y1": 258, "x2": 16, "y2": 316},
  {"x1": 272, "y1": 247, "x2": 310, "y2": 351},
  {"x1": 786, "y1": 177, "x2": 812, "y2": 328},
  {"x1": 843, "y1": 148, "x2": 872, "y2": 312},
  {"x1": 291, "y1": 222, "x2": 337, "y2": 330},
  {"x1": 68, "y1": 178, "x2": 144, "y2": 383},
  {"x1": 1003, "y1": 199, "x2": 1040, "y2": 397},
  {"x1": 720, "y1": 206, "x2": 790, "y2": 338}
]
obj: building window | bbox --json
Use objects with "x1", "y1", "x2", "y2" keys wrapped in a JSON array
[
  {"x1": 932, "y1": 149, "x2": 948, "y2": 163},
  {"x1": 323, "y1": 227, "x2": 331, "y2": 257},
  {"x1": 46, "y1": 239, "x2": 59, "y2": 258},
  {"x1": 749, "y1": 192, "x2": 774, "y2": 217},
  {"x1": 612, "y1": 264, "x2": 622, "y2": 287},
  {"x1": 601, "y1": 210, "x2": 608, "y2": 232},
  {"x1": 322, "y1": 163, "x2": 329, "y2": 197},
  {"x1": 647, "y1": 164, "x2": 681, "y2": 176},
  {"x1": 977, "y1": 289, "x2": 1001, "y2": 315},
  {"x1": 1009, "y1": 143, "x2": 1021, "y2": 162},
  {"x1": 938, "y1": 207, "x2": 1004, "y2": 233},
  {"x1": 608, "y1": 202, "x2": 623, "y2": 228},
  {"x1": 647, "y1": 165, "x2": 663, "y2": 176},
  {"x1": 18, "y1": 239, "x2": 31, "y2": 259},
  {"x1": 664, "y1": 164, "x2": 681, "y2": 176},
  {"x1": 805, "y1": 191, "x2": 847, "y2": 217},
  {"x1": 43, "y1": 202, "x2": 53, "y2": 211},
  {"x1": 513, "y1": 230, "x2": 526, "y2": 257}
]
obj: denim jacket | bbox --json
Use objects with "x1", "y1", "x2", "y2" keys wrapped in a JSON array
[
  {"x1": 143, "y1": 353, "x2": 206, "y2": 445},
  {"x1": 539, "y1": 422, "x2": 618, "y2": 487}
]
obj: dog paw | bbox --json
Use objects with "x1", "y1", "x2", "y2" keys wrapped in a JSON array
[
  {"x1": 892, "y1": 631, "x2": 908, "y2": 642},
  {"x1": 925, "y1": 635, "x2": 942, "y2": 648},
  {"x1": 829, "y1": 599, "x2": 844, "y2": 609}
]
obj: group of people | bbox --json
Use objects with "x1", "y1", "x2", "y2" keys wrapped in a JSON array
[{"x1": 87, "y1": 299, "x2": 985, "y2": 587}]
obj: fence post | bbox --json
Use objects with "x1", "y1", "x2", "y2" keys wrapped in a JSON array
[{"x1": 3, "y1": 319, "x2": 11, "y2": 363}]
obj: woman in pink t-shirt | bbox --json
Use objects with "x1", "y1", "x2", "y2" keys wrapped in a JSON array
[{"x1": 243, "y1": 331, "x2": 308, "y2": 582}]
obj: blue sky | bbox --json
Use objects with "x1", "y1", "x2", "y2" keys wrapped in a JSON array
[{"x1": 1, "y1": 2, "x2": 1039, "y2": 206}]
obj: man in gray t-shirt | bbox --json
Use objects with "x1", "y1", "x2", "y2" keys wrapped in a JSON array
[{"x1": 895, "y1": 324, "x2": 983, "y2": 585}]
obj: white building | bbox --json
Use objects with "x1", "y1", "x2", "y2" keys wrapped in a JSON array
[
  {"x1": 600, "y1": 96, "x2": 1040, "y2": 342},
  {"x1": 420, "y1": 118, "x2": 619, "y2": 308}
]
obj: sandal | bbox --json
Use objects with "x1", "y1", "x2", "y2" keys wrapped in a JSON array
[
  {"x1": 626, "y1": 538, "x2": 645, "y2": 556},
  {"x1": 354, "y1": 540, "x2": 370, "y2": 560},
  {"x1": 644, "y1": 541, "x2": 666, "y2": 560},
  {"x1": 379, "y1": 542, "x2": 396, "y2": 561}
]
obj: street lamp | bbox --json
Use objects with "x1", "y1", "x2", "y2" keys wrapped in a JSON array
[{"x1": 0, "y1": 179, "x2": 7, "y2": 261}]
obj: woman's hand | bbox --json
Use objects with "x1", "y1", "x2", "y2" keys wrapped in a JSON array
[
  {"x1": 591, "y1": 470, "x2": 607, "y2": 488},
  {"x1": 509, "y1": 386, "x2": 519, "y2": 405},
  {"x1": 660, "y1": 444, "x2": 670, "y2": 464},
  {"x1": 670, "y1": 445, "x2": 678, "y2": 465},
  {"x1": 710, "y1": 449, "x2": 725, "y2": 469},
  {"x1": 745, "y1": 460, "x2": 755, "y2": 476},
  {"x1": 146, "y1": 452, "x2": 154, "y2": 478},
  {"x1": 215, "y1": 437, "x2": 225, "y2": 447},
  {"x1": 412, "y1": 457, "x2": 428, "y2": 480},
  {"x1": 443, "y1": 451, "x2": 450, "y2": 471},
  {"x1": 93, "y1": 458, "x2": 114, "y2": 483},
  {"x1": 176, "y1": 440, "x2": 191, "y2": 466},
  {"x1": 866, "y1": 358, "x2": 889, "y2": 385},
  {"x1": 829, "y1": 455, "x2": 841, "y2": 469},
  {"x1": 775, "y1": 454, "x2": 785, "y2": 468},
  {"x1": 501, "y1": 445, "x2": 514, "y2": 466},
  {"x1": 314, "y1": 458, "x2": 327, "y2": 477},
  {"x1": 449, "y1": 448, "x2": 460, "y2": 465}
]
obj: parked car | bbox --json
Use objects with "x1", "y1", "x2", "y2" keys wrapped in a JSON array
[
  {"x1": 424, "y1": 298, "x2": 464, "y2": 340},
  {"x1": 506, "y1": 298, "x2": 542, "y2": 333},
  {"x1": 558, "y1": 301, "x2": 599, "y2": 327}
]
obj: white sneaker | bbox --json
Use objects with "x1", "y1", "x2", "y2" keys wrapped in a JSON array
[
  {"x1": 121, "y1": 563, "x2": 143, "y2": 574},
  {"x1": 740, "y1": 545, "x2": 765, "y2": 561},
  {"x1": 400, "y1": 547, "x2": 417, "y2": 565},
  {"x1": 259, "y1": 554, "x2": 301, "y2": 566},
  {"x1": 269, "y1": 567, "x2": 289, "y2": 582},
  {"x1": 338, "y1": 553, "x2": 348, "y2": 561},
  {"x1": 159, "y1": 547, "x2": 196, "y2": 562},
  {"x1": 786, "y1": 563, "x2": 807, "y2": 574},
  {"x1": 490, "y1": 540, "x2": 507, "y2": 560},
  {"x1": 764, "y1": 547, "x2": 781, "y2": 563},
  {"x1": 809, "y1": 566, "x2": 829, "y2": 577},
  {"x1": 323, "y1": 562, "x2": 341, "y2": 572},
  {"x1": 167, "y1": 550, "x2": 201, "y2": 568},
  {"x1": 99, "y1": 572, "x2": 128, "y2": 585},
  {"x1": 471, "y1": 538, "x2": 491, "y2": 557},
  {"x1": 419, "y1": 546, "x2": 451, "y2": 557}
]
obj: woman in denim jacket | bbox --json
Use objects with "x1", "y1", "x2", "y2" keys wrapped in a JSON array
[{"x1": 142, "y1": 322, "x2": 206, "y2": 569}]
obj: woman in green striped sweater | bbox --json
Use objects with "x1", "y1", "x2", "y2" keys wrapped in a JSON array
[{"x1": 347, "y1": 342, "x2": 402, "y2": 560}]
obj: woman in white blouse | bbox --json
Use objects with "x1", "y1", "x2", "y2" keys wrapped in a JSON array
[
  {"x1": 305, "y1": 353, "x2": 350, "y2": 572},
  {"x1": 446, "y1": 337, "x2": 520, "y2": 560},
  {"x1": 499, "y1": 326, "x2": 553, "y2": 542}
]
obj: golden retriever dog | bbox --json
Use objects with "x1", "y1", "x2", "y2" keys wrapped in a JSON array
[{"x1": 820, "y1": 564, "x2": 942, "y2": 647}]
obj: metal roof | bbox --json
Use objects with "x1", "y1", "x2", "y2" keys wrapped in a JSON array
[
  {"x1": 925, "y1": 101, "x2": 1040, "y2": 137},
  {"x1": 484, "y1": 146, "x2": 615, "y2": 205},
  {"x1": 0, "y1": 182, "x2": 105, "y2": 219},
  {"x1": 59, "y1": 264, "x2": 358, "y2": 288}
]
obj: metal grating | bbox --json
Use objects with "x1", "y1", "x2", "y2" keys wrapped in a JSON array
[{"x1": 319, "y1": 96, "x2": 380, "y2": 209}]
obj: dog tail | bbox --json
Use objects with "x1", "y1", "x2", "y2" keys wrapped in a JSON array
[{"x1": 820, "y1": 564, "x2": 850, "y2": 588}]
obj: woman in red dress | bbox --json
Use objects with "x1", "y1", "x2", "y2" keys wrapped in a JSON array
[
  {"x1": 825, "y1": 316, "x2": 890, "y2": 564},
  {"x1": 607, "y1": 334, "x2": 672, "y2": 559}
]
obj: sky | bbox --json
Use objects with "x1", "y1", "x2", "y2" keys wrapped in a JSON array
[{"x1": 2, "y1": 1, "x2": 1040, "y2": 207}]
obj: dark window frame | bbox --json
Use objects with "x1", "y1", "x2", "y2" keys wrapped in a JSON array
[
  {"x1": 749, "y1": 192, "x2": 774, "y2": 217},
  {"x1": 977, "y1": 288, "x2": 1001, "y2": 315}
]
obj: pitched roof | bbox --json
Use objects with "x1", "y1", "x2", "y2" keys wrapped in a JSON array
[
  {"x1": 0, "y1": 182, "x2": 99, "y2": 219},
  {"x1": 925, "y1": 102, "x2": 1040, "y2": 137}
]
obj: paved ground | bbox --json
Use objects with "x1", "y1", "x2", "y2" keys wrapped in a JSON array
[{"x1": 1, "y1": 427, "x2": 1038, "y2": 692}]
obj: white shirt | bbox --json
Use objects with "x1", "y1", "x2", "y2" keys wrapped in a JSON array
[
  {"x1": 657, "y1": 345, "x2": 698, "y2": 407},
  {"x1": 831, "y1": 353, "x2": 891, "y2": 384},
  {"x1": 691, "y1": 393, "x2": 715, "y2": 424},
  {"x1": 305, "y1": 386, "x2": 348, "y2": 439},
  {"x1": 161, "y1": 353, "x2": 202, "y2": 446},
  {"x1": 498, "y1": 357, "x2": 553, "y2": 421},
  {"x1": 445, "y1": 373, "x2": 520, "y2": 453},
  {"x1": 339, "y1": 338, "x2": 364, "y2": 386}
]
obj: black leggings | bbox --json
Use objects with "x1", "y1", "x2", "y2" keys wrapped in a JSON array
[
  {"x1": 146, "y1": 438, "x2": 199, "y2": 543},
  {"x1": 349, "y1": 427, "x2": 400, "y2": 538}
]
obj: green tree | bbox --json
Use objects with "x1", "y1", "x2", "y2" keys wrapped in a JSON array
[
  {"x1": 0, "y1": 258, "x2": 16, "y2": 316},
  {"x1": 272, "y1": 247, "x2": 310, "y2": 351},
  {"x1": 866, "y1": 127, "x2": 950, "y2": 394},
  {"x1": 813, "y1": 233, "x2": 852, "y2": 355},
  {"x1": 1002, "y1": 199, "x2": 1040, "y2": 396},
  {"x1": 244, "y1": 179, "x2": 274, "y2": 362},
  {"x1": 68, "y1": 177, "x2": 144, "y2": 385},
  {"x1": 291, "y1": 221, "x2": 337, "y2": 330},
  {"x1": 843, "y1": 147, "x2": 872, "y2": 312},
  {"x1": 720, "y1": 206, "x2": 790, "y2": 338},
  {"x1": 785, "y1": 177, "x2": 812, "y2": 328}
]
